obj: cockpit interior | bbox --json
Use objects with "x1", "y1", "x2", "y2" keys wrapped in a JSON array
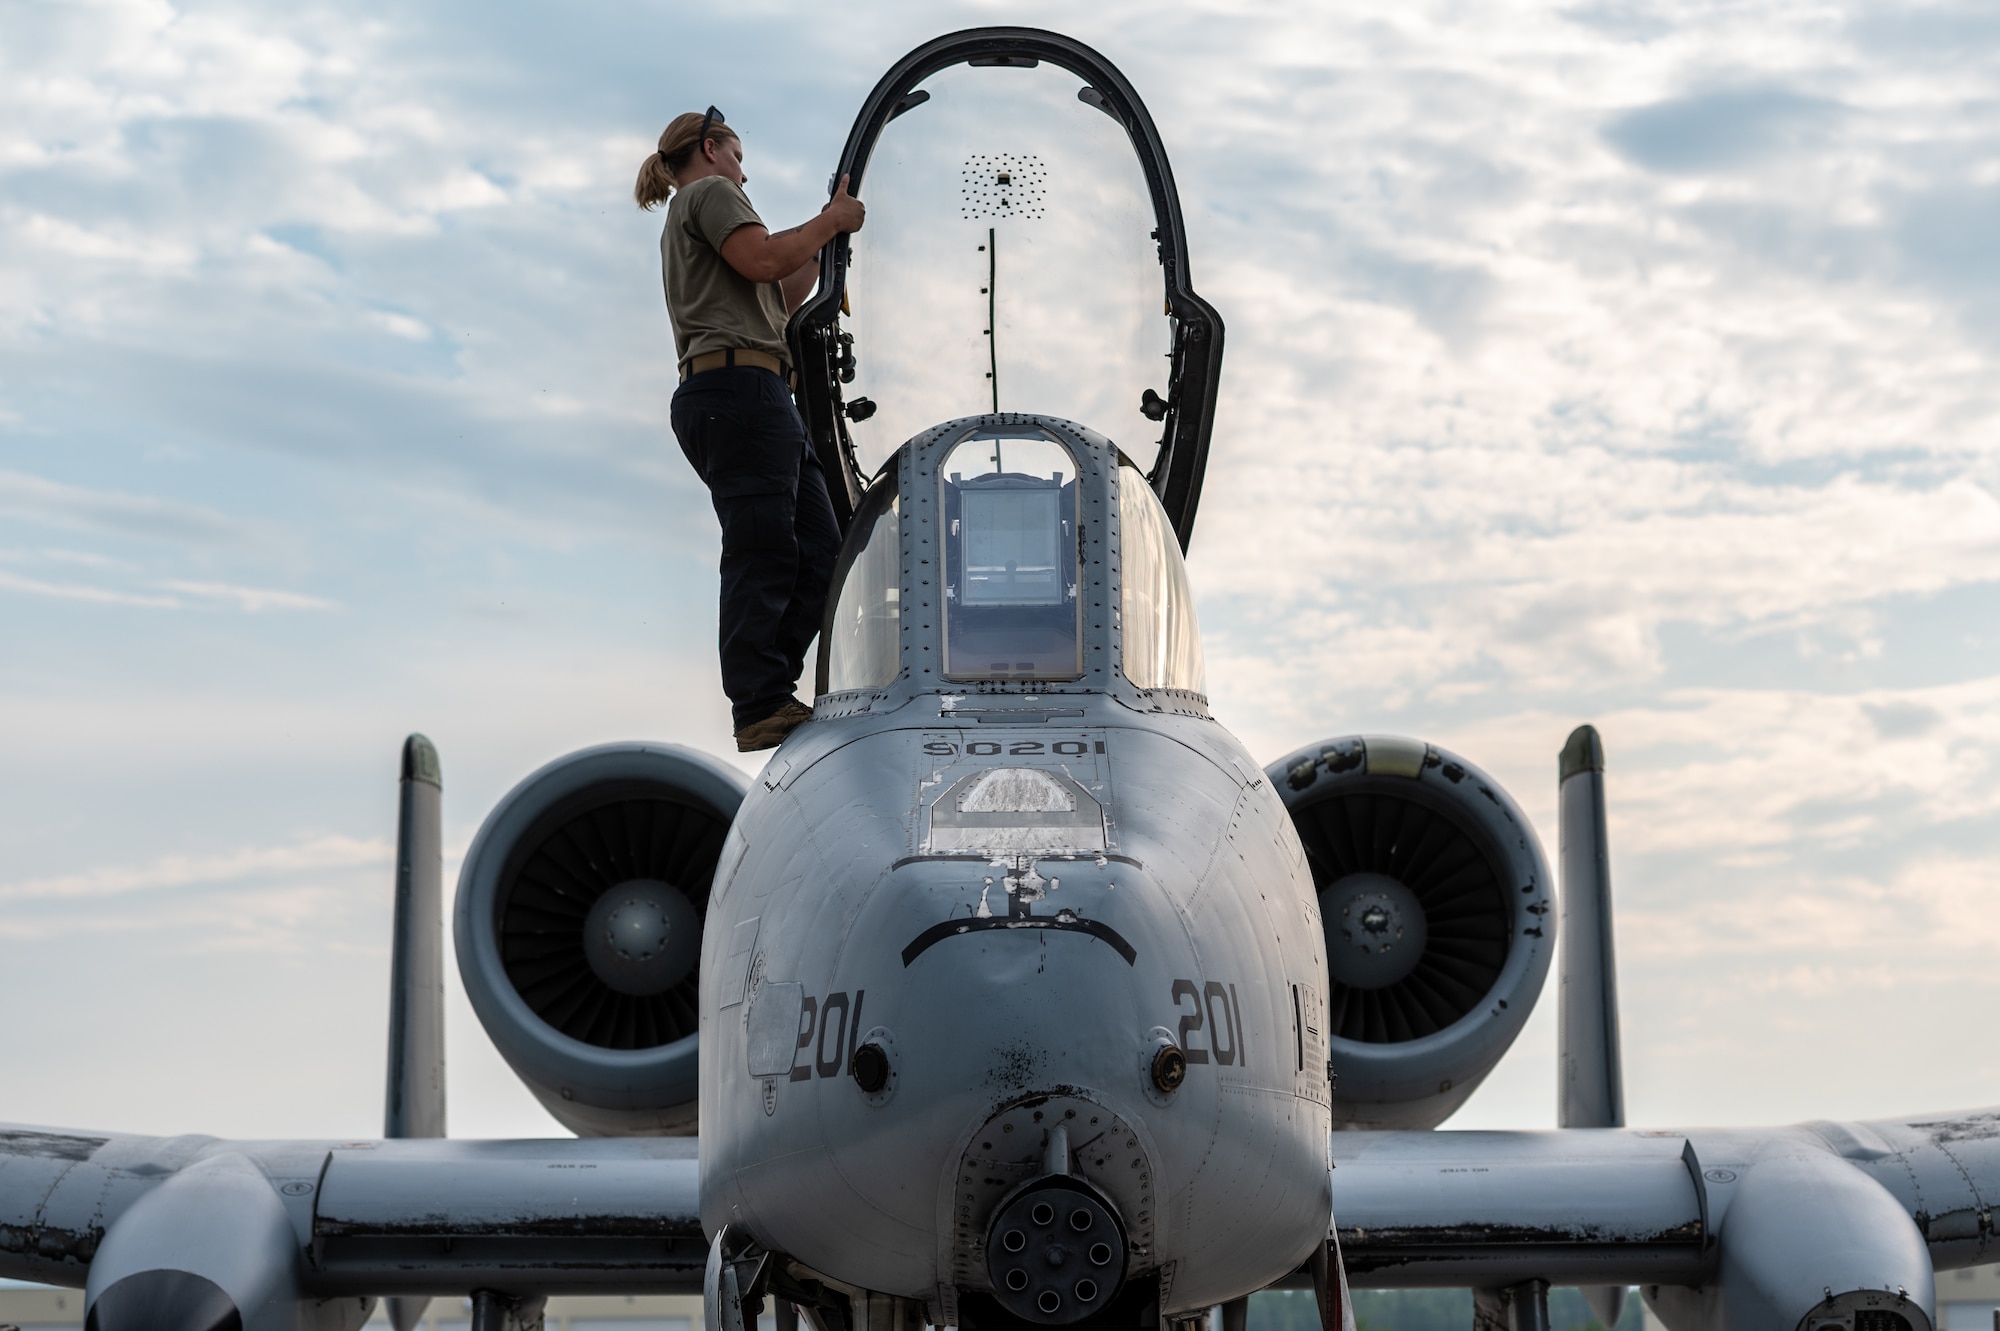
[{"x1": 941, "y1": 430, "x2": 1079, "y2": 681}]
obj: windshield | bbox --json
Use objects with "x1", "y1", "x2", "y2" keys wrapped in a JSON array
[
  {"x1": 820, "y1": 477, "x2": 901, "y2": 694},
  {"x1": 1118, "y1": 458, "x2": 1204, "y2": 693},
  {"x1": 842, "y1": 59, "x2": 1170, "y2": 478},
  {"x1": 941, "y1": 430, "x2": 1081, "y2": 681}
]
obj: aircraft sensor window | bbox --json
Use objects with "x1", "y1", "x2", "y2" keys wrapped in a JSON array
[
  {"x1": 1117, "y1": 458, "x2": 1205, "y2": 693},
  {"x1": 941, "y1": 433, "x2": 1081, "y2": 681},
  {"x1": 822, "y1": 477, "x2": 901, "y2": 693}
]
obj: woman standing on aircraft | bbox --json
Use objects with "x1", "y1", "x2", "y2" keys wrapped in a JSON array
[{"x1": 636, "y1": 110, "x2": 864, "y2": 752}]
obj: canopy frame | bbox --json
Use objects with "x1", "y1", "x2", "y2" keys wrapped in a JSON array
[{"x1": 787, "y1": 26, "x2": 1224, "y2": 551}]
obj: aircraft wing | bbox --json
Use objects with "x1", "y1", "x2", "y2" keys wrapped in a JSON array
[
  {"x1": 1330, "y1": 1109, "x2": 2000, "y2": 1295},
  {"x1": 13, "y1": 1107, "x2": 1996, "y2": 1297},
  {"x1": 0, "y1": 1125, "x2": 704, "y2": 1297},
  {"x1": 1330, "y1": 1128, "x2": 1706, "y2": 1288}
]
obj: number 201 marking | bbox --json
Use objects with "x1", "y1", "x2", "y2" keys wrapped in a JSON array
[
  {"x1": 922, "y1": 740, "x2": 1105, "y2": 758},
  {"x1": 789, "y1": 989, "x2": 864, "y2": 1083},
  {"x1": 1171, "y1": 978, "x2": 1244, "y2": 1067}
]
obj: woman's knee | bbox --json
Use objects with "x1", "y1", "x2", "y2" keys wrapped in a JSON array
[{"x1": 716, "y1": 492, "x2": 801, "y2": 566}]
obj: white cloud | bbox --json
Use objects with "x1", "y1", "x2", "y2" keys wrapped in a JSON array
[
  {"x1": 0, "y1": 469, "x2": 243, "y2": 543},
  {"x1": 364, "y1": 309, "x2": 432, "y2": 342},
  {"x1": 2, "y1": 0, "x2": 1998, "y2": 1135},
  {"x1": 0, "y1": 567, "x2": 180, "y2": 608},
  {"x1": 162, "y1": 578, "x2": 334, "y2": 612},
  {"x1": 12, "y1": 211, "x2": 199, "y2": 269},
  {"x1": 0, "y1": 564, "x2": 331, "y2": 613},
  {"x1": 0, "y1": 832, "x2": 389, "y2": 905}
]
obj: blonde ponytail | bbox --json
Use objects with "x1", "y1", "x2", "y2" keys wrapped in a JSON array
[{"x1": 635, "y1": 111, "x2": 739, "y2": 210}]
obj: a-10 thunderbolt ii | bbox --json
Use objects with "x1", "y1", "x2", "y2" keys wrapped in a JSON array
[{"x1": 2, "y1": 27, "x2": 1994, "y2": 1331}]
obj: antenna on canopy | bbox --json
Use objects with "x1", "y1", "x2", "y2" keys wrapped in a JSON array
[{"x1": 985, "y1": 228, "x2": 999, "y2": 413}]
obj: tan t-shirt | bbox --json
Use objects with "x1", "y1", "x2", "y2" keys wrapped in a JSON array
[{"x1": 662, "y1": 176, "x2": 790, "y2": 364}]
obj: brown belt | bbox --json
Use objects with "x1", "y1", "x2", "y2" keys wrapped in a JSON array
[{"x1": 680, "y1": 348, "x2": 794, "y2": 386}]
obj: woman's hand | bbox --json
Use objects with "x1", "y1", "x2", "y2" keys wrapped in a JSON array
[{"x1": 822, "y1": 174, "x2": 865, "y2": 233}]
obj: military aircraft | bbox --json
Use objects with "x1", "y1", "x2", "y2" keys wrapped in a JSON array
[{"x1": 3, "y1": 26, "x2": 1994, "y2": 1331}]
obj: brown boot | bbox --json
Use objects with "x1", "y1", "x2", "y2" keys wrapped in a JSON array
[{"x1": 734, "y1": 698, "x2": 814, "y2": 753}]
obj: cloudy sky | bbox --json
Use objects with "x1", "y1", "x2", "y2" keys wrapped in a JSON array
[{"x1": 2, "y1": 0, "x2": 1997, "y2": 1151}]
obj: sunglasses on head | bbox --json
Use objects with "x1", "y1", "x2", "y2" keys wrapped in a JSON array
[{"x1": 697, "y1": 105, "x2": 724, "y2": 151}]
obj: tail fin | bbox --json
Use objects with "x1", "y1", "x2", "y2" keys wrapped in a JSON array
[
  {"x1": 1558, "y1": 724, "x2": 1628, "y2": 1328},
  {"x1": 385, "y1": 734, "x2": 445, "y2": 1331}
]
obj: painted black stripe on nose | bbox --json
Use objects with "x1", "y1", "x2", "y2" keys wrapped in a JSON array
[
  {"x1": 889, "y1": 852, "x2": 1145, "y2": 872},
  {"x1": 901, "y1": 915, "x2": 1137, "y2": 967}
]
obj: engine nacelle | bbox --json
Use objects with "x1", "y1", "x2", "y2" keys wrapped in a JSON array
[
  {"x1": 1647, "y1": 1148, "x2": 1935, "y2": 1331},
  {"x1": 1267, "y1": 735, "x2": 1553, "y2": 1130},
  {"x1": 454, "y1": 742, "x2": 746, "y2": 1136}
]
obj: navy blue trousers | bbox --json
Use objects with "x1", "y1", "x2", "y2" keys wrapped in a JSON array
[{"x1": 670, "y1": 367, "x2": 841, "y2": 730}]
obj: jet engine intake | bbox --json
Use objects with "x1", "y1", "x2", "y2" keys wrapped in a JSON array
[
  {"x1": 1268, "y1": 735, "x2": 1554, "y2": 1130},
  {"x1": 454, "y1": 742, "x2": 746, "y2": 1136}
]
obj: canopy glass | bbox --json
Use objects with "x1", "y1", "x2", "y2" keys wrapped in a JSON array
[
  {"x1": 841, "y1": 59, "x2": 1170, "y2": 479},
  {"x1": 939, "y1": 429, "x2": 1081, "y2": 681},
  {"x1": 1116, "y1": 455, "x2": 1203, "y2": 693}
]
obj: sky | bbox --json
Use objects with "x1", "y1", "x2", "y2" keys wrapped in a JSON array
[{"x1": 1, "y1": 0, "x2": 1997, "y2": 1150}]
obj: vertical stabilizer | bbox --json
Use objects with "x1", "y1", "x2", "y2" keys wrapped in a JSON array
[
  {"x1": 386, "y1": 734, "x2": 445, "y2": 1331},
  {"x1": 1558, "y1": 725, "x2": 1627, "y2": 1329}
]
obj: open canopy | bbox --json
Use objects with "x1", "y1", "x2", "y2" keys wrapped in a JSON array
[{"x1": 787, "y1": 28, "x2": 1224, "y2": 550}]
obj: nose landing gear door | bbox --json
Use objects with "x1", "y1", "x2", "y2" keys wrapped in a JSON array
[{"x1": 789, "y1": 27, "x2": 1224, "y2": 552}]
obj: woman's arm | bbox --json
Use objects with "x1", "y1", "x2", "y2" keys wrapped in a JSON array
[
  {"x1": 719, "y1": 175, "x2": 864, "y2": 285},
  {"x1": 780, "y1": 259, "x2": 819, "y2": 314}
]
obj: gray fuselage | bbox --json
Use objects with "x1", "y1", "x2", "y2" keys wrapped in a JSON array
[{"x1": 696, "y1": 416, "x2": 1334, "y2": 1319}]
